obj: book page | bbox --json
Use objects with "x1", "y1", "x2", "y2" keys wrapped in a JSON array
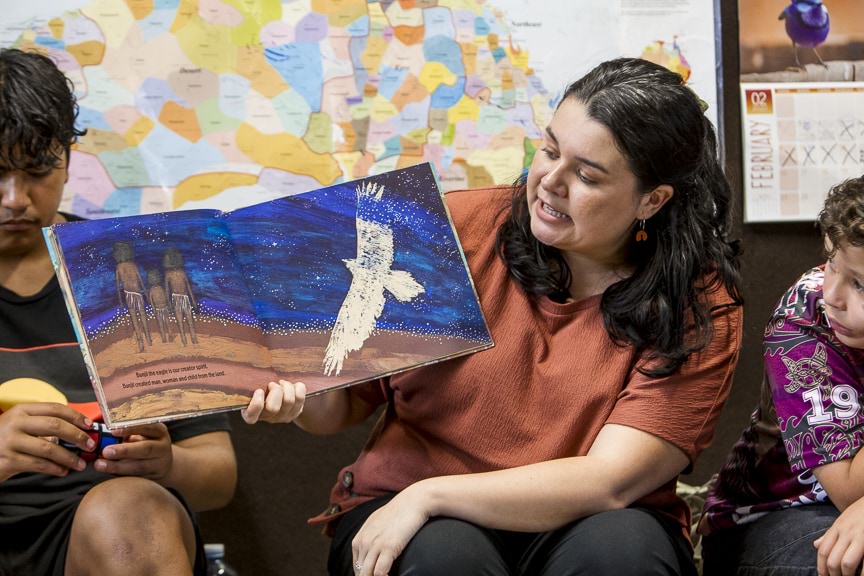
[
  {"x1": 47, "y1": 209, "x2": 277, "y2": 427},
  {"x1": 225, "y1": 163, "x2": 493, "y2": 395}
]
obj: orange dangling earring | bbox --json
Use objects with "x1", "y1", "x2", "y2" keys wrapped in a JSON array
[{"x1": 635, "y1": 219, "x2": 648, "y2": 242}]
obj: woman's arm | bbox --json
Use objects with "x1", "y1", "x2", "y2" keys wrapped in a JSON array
[
  {"x1": 422, "y1": 423, "x2": 687, "y2": 529},
  {"x1": 295, "y1": 386, "x2": 379, "y2": 434},
  {"x1": 351, "y1": 423, "x2": 688, "y2": 575},
  {"x1": 241, "y1": 380, "x2": 379, "y2": 434}
]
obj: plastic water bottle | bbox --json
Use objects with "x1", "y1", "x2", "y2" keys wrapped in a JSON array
[{"x1": 205, "y1": 543, "x2": 239, "y2": 576}]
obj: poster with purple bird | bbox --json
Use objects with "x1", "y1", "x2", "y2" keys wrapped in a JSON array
[
  {"x1": 739, "y1": 0, "x2": 864, "y2": 222},
  {"x1": 43, "y1": 162, "x2": 494, "y2": 428},
  {"x1": 739, "y1": 0, "x2": 863, "y2": 80}
]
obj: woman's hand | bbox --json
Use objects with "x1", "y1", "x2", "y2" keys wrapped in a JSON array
[
  {"x1": 241, "y1": 380, "x2": 306, "y2": 424},
  {"x1": 93, "y1": 423, "x2": 173, "y2": 480},
  {"x1": 352, "y1": 484, "x2": 432, "y2": 576},
  {"x1": 814, "y1": 497, "x2": 864, "y2": 576}
]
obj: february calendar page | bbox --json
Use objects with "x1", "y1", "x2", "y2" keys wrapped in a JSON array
[
  {"x1": 742, "y1": 82, "x2": 864, "y2": 222},
  {"x1": 736, "y1": 0, "x2": 864, "y2": 223}
]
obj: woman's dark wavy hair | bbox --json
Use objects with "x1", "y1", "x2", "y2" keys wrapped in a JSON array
[
  {"x1": 818, "y1": 175, "x2": 864, "y2": 256},
  {"x1": 0, "y1": 48, "x2": 85, "y2": 170},
  {"x1": 496, "y1": 57, "x2": 743, "y2": 377}
]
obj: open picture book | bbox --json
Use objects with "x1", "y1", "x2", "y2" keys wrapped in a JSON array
[{"x1": 44, "y1": 162, "x2": 493, "y2": 428}]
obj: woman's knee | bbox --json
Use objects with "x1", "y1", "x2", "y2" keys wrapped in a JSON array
[
  {"x1": 535, "y1": 508, "x2": 692, "y2": 576},
  {"x1": 396, "y1": 517, "x2": 509, "y2": 576},
  {"x1": 330, "y1": 500, "x2": 508, "y2": 576}
]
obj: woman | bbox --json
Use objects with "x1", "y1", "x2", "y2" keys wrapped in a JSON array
[
  {"x1": 245, "y1": 57, "x2": 743, "y2": 576},
  {"x1": 700, "y1": 175, "x2": 864, "y2": 576}
]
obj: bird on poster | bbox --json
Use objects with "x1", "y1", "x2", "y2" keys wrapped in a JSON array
[{"x1": 779, "y1": 0, "x2": 830, "y2": 68}]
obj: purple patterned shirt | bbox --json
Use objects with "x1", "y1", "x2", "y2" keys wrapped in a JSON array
[{"x1": 700, "y1": 266, "x2": 864, "y2": 534}]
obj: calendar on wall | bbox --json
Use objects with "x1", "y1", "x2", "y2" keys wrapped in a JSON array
[
  {"x1": 742, "y1": 82, "x2": 864, "y2": 222},
  {"x1": 737, "y1": 0, "x2": 864, "y2": 223}
]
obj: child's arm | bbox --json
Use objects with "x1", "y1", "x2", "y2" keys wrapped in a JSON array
[{"x1": 815, "y1": 458, "x2": 864, "y2": 512}]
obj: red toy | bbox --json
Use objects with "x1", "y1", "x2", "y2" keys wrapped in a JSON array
[{"x1": 59, "y1": 422, "x2": 123, "y2": 462}]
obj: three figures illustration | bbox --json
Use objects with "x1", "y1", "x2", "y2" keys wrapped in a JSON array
[
  {"x1": 111, "y1": 180, "x2": 423, "y2": 367},
  {"x1": 113, "y1": 242, "x2": 198, "y2": 352}
]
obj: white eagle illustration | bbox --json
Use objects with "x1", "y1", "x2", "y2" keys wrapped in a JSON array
[{"x1": 323, "y1": 181, "x2": 425, "y2": 376}]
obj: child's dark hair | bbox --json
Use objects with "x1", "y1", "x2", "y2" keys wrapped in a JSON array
[
  {"x1": 0, "y1": 48, "x2": 86, "y2": 170},
  {"x1": 818, "y1": 175, "x2": 864, "y2": 256}
]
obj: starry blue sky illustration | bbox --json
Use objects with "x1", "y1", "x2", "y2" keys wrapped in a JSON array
[{"x1": 49, "y1": 163, "x2": 491, "y2": 345}]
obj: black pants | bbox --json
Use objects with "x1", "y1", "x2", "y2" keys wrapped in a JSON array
[{"x1": 329, "y1": 495, "x2": 697, "y2": 576}]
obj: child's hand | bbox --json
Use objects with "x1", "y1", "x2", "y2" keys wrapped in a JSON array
[
  {"x1": 241, "y1": 380, "x2": 306, "y2": 424},
  {"x1": 0, "y1": 403, "x2": 94, "y2": 481},
  {"x1": 815, "y1": 497, "x2": 864, "y2": 576}
]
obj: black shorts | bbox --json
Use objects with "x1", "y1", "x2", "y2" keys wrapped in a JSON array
[{"x1": 0, "y1": 487, "x2": 207, "y2": 576}]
